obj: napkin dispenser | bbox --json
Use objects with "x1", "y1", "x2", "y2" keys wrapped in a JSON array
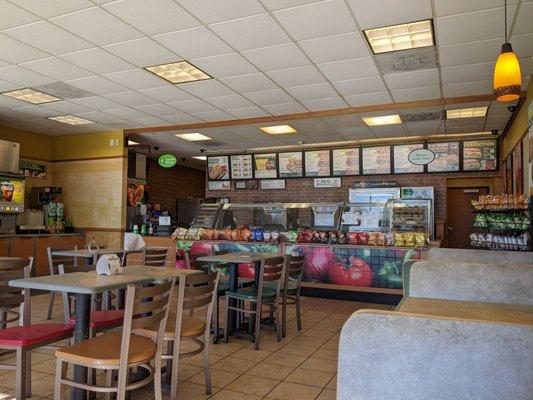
[{"x1": 96, "y1": 254, "x2": 123, "y2": 275}]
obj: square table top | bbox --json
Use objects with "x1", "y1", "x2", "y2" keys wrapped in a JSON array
[
  {"x1": 197, "y1": 251, "x2": 282, "y2": 264},
  {"x1": 51, "y1": 248, "x2": 142, "y2": 258},
  {"x1": 122, "y1": 265, "x2": 202, "y2": 279},
  {"x1": 398, "y1": 297, "x2": 533, "y2": 325}
]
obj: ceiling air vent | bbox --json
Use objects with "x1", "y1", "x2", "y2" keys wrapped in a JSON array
[
  {"x1": 32, "y1": 82, "x2": 94, "y2": 100},
  {"x1": 376, "y1": 47, "x2": 437, "y2": 74},
  {"x1": 401, "y1": 111, "x2": 443, "y2": 122}
]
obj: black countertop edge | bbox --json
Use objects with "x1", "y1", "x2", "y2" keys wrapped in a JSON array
[{"x1": 0, "y1": 232, "x2": 86, "y2": 238}]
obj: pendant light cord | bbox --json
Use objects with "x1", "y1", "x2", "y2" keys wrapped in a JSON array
[{"x1": 504, "y1": 0, "x2": 507, "y2": 42}]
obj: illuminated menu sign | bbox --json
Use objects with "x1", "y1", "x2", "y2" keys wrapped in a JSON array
[
  {"x1": 463, "y1": 139, "x2": 497, "y2": 171},
  {"x1": 362, "y1": 146, "x2": 391, "y2": 175},
  {"x1": 332, "y1": 148, "x2": 359, "y2": 176},
  {"x1": 427, "y1": 142, "x2": 460, "y2": 172}
]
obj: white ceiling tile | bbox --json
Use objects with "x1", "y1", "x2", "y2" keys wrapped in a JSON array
[
  {"x1": 321, "y1": 114, "x2": 364, "y2": 127},
  {"x1": 66, "y1": 76, "x2": 129, "y2": 95},
  {"x1": 179, "y1": 79, "x2": 235, "y2": 98},
  {"x1": 135, "y1": 103, "x2": 180, "y2": 116},
  {"x1": 0, "y1": 34, "x2": 49, "y2": 64},
  {"x1": 512, "y1": 34, "x2": 533, "y2": 58},
  {"x1": 191, "y1": 53, "x2": 258, "y2": 78},
  {"x1": 435, "y1": 0, "x2": 519, "y2": 16},
  {"x1": 138, "y1": 86, "x2": 194, "y2": 102},
  {"x1": 3, "y1": 21, "x2": 93, "y2": 54},
  {"x1": 177, "y1": 0, "x2": 265, "y2": 24},
  {"x1": 70, "y1": 96, "x2": 124, "y2": 110},
  {"x1": 11, "y1": 105, "x2": 58, "y2": 118},
  {"x1": 405, "y1": 120, "x2": 443, "y2": 135},
  {"x1": 168, "y1": 98, "x2": 218, "y2": 113},
  {"x1": 103, "y1": 38, "x2": 178, "y2": 67},
  {"x1": 104, "y1": 69, "x2": 167, "y2": 90},
  {"x1": 21, "y1": 57, "x2": 93, "y2": 81},
  {"x1": 273, "y1": 0, "x2": 357, "y2": 41},
  {"x1": 227, "y1": 106, "x2": 270, "y2": 118},
  {"x1": 439, "y1": 38, "x2": 502, "y2": 67},
  {"x1": 0, "y1": 1, "x2": 40, "y2": 29},
  {"x1": 219, "y1": 73, "x2": 277, "y2": 92},
  {"x1": 286, "y1": 83, "x2": 338, "y2": 101},
  {"x1": 371, "y1": 124, "x2": 407, "y2": 138},
  {"x1": 50, "y1": 7, "x2": 143, "y2": 46},
  {"x1": 261, "y1": 0, "x2": 323, "y2": 11},
  {"x1": 301, "y1": 96, "x2": 348, "y2": 111},
  {"x1": 266, "y1": 65, "x2": 326, "y2": 87},
  {"x1": 41, "y1": 100, "x2": 94, "y2": 114},
  {"x1": 103, "y1": 0, "x2": 199, "y2": 36},
  {"x1": 242, "y1": 88, "x2": 295, "y2": 105},
  {"x1": 513, "y1": 2, "x2": 533, "y2": 36},
  {"x1": 443, "y1": 80, "x2": 493, "y2": 97},
  {"x1": 14, "y1": 0, "x2": 94, "y2": 18},
  {"x1": 103, "y1": 91, "x2": 158, "y2": 107},
  {"x1": 72, "y1": 111, "x2": 118, "y2": 123},
  {"x1": 391, "y1": 85, "x2": 441, "y2": 102},
  {"x1": 160, "y1": 114, "x2": 203, "y2": 124},
  {"x1": 106, "y1": 107, "x2": 152, "y2": 119},
  {"x1": 209, "y1": 14, "x2": 290, "y2": 51},
  {"x1": 0, "y1": 65, "x2": 55, "y2": 86},
  {"x1": 348, "y1": 0, "x2": 431, "y2": 29},
  {"x1": 191, "y1": 110, "x2": 234, "y2": 121},
  {"x1": 344, "y1": 91, "x2": 392, "y2": 107},
  {"x1": 298, "y1": 32, "x2": 370, "y2": 64},
  {"x1": 205, "y1": 94, "x2": 254, "y2": 109},
  {"x1": 445, "y1": 126, "x2": 484, "y2": 134},
  {"x1": 436, "y1": 7, "x2": 513, "y2": 46},
  {"x1": 242, "y1": 43, "x2": 310, "y2": 71},
  {"x1": 332, "y1": 76, "x2": 387, "y2": 96},
  {"x1": 445, "y1": 117, "x2": 484, "y2": 128},
  {"x1": 130, "y1": 116, "x2": 169, "y2": 126},
  {"x1": 383, "y1": 68, "x2": 439, "y2": 89},
  {"x1": 153, "y1": 26, "x2": 232, "y2": 60},
  {"x1": 59, "y1": 48, "x2": 135, "y2": 75},
  {"x1": 335, "y1": 125, "x2": 374, "y2": 140},
  {"x1": 106, "y1": 120, "x2": 142, "y2": 129},
  {"x1": 441, "y1": 62, "x2": 494, "y2": 84},
  {"x1": 317, "y1": 57, "x2": 379, "y2": 81},
  {"x1": 519, "y1": 57, "x2": 533, "y2": 77},
  {"x1": 261, "y1": 102, "x2": 308, "y2": 114},
  {"x1": 485, "y1": 115, "x2": 511, "y2": 126},
  {"x1": 0, "y1": 79, "x2": 20, "y2": 92}
]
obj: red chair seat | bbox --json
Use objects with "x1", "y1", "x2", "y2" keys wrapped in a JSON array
[
  {"x1": 0, "y1": 323, "x2": 73, "y2": 347},
  {"x1": 69, "y1": 310, "x2": 124, "y2": 329}
]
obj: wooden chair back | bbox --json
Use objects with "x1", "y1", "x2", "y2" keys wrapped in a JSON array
[
  {"x1": 184, "y1": 251, "x2": 211, "y2": 269},
  {"x1": 117, "y1": 279, "x2": 175, "y2": 393},
  {"x1": 143, "y1": 246, "x2": 169, "y2": 267},
  {"x1": 257, "y1": 256, "x2": 285, "y2": 299},
  {"x1": 47, "y1": 247, "x2": 77, "y2": 276},
  {"x1": 284, "y1": 254, "x2": 305, "y2": 284},
  {"x1": 0, "y1": 258, "x2": 33, "y2": 327}
]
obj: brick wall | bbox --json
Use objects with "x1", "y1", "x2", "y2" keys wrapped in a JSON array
[
  {"x1": 147, "y1": 159, "x2": 205, "y2": 215},
  {"x1": 205, "y1": 170, "x2": 504, "y2": 230}
]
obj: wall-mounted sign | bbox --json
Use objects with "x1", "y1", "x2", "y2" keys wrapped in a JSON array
[
  {"x1": 253, "y1": 153, "x2": 277, "y2": 179},
  {"x1": 314, "y1": 177, "x2": 341, "y2": 188},
  {"x1": 278, "y1": 152, "x2": 303, "y2": 178},
  {"x1": 427, "y1": 142, "x2": 459, "y2": 172},
  {"x1": 19, "y1": 160, "x2": 47, "y2": 179},
  {"x1": 394, "y1": 144, "x2": 425, "y2": 173},
  {"x1": 407, "y1": 148, "x2": 435, "y2": 166},
  {"x1": 463, "y1": 139, "x2": 497, "y2": 171},
  {"x1": 305, "y1": 150, "x2": 331, "y2": 177},
  {"x1": 235, "y1": 180, "x2": 259, "y2": 190},
  {"x1": 362, "y1": 146, "x2": 391, "y2": 175},
  {"x1": 332, "y1": 148, "x2": 359, "y2": 176},
  {"x1": 353, "y1": 181, "x2": 398, "y2": 188},
  {"x1": 230, "y1": 154, "x2": 253, "y2": 179},
  {"x1": 260, "y1": 179, "x2": 286, "y2": 190},
  {"x1": 207, "y1": 156, "x2": 230, "y2": 180},
  {"x1": 208, "y1": 181, "x2": 231, "y2": 190},
  {"x1": 158, "y1": 154, "x2": 177, "y2": 168}
]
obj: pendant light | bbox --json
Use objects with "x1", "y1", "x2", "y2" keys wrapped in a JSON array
[{"x1": 493, "y1": 0, "x2": 522, "y2": 102}]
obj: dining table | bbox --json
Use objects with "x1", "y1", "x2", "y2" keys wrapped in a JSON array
[
  {"x1": 197, "y1": 252, "x2": 283, "y2": 340},
  {"x1": 51, "y1": 247, "x2": 144, "y2": 265},
  {"x1": 9, "y1": 265, "x2": 201, "y2": 400}
]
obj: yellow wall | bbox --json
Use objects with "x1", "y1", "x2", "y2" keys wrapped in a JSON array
[
  {"x1": 0, "y1": 126, "x2": 52, "y2": 160},
  {"x1": 51, "y1": 130, "x2": 125, "y2": 160},
  {"x1": 502, "y1": 77, "x2": 532, "y2": 160}
]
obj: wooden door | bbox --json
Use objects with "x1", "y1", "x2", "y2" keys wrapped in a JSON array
[
  {"x1": 446, "y1": 187, "x2": 489, "y2": 249},
  {"x1": 35, "y1": 236, "x2": 59, "y2": 277},
  {"x1": 0, "y1": 238, "x2": 9, "y2": 257},
  {"x1": 10, "y1": 237, "x2": 35, "y2": 265}
]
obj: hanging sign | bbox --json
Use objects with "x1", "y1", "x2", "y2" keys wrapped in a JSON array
[
  {"x1": 408, "y1": 148, "x2": 435, "y2": 166},
  {"x1": 19, "y1": 160, "x2": 47, "y2": 179},
  {"x1": 314, "y1": 177, "x2": 341, "y2": 188},
  {"x1": 158, "y1": 154, "x2": 177, "y2": 168},
  {"x1": 353, "y1": 181, "x2": 398, "y2": 188}
]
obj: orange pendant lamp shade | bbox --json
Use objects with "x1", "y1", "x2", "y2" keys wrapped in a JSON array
[{"x1": 493, "y1": 43, "x2": 521, "y2": 102}]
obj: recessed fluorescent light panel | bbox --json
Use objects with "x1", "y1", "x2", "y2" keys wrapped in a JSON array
[
  {"x1": 446, "y1": 107, "x2": 488, "y2": 119},
  {"x1": 145, "y1": 61, "x2": 211, "y2": 84},
  {"x1": 175, "y1": 133, "x2": 212, "y2": 141},
  {"x1": 259, "y1": 125, "x2": 297, "y2": 135},
  {"x1": 362, "y1": 114, "x2": 402, "y2": 126},
  {"x1": 193, "y1": 156, "x2": 207, "y2": 160},
  {"x1": 364, "y1": 19, "x2": 434, "y2": 54},
  {"x1": 2, "y1": 88, "x2": 60, "y2": 104},
  {"x1": 48, "y1": 115, "x2": 94, "y2": 125}
]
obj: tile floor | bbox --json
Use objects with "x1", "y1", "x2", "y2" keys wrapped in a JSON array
[{"x1": 0, "y1": 293, "x2": 395, "y2": 400}]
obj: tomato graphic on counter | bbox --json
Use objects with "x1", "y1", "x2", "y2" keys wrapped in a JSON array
[
  {"x1": 329, "y1": 257, "x2": 372, "y2": 287},
  {"x1": 305, "y1": 246, "x2": 335, "y2": 281},
  {"x1": 238, "y1": 263, "x2": 255, "y2": 278}
]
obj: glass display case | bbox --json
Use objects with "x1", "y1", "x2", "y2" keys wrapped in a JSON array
[{"x1": 383, "y1": 198, "x2": 433, "y2": 239}]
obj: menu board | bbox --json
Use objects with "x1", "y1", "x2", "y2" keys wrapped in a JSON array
[
  {"x1": 362, "y1": 146, "x2": 391, "y2": 175},
  {"x1": 230, "y1": 155, "x2": 253, "y2": 179},
  {"x1": 304, "y1": 150, "x2": 330, "y2": 177},
  {"x1": 427, "y1": 142, "x2": 459, "y2": 172},
  {"x1": 278, "y1": 152, "x2": 303, "y2": 178},
  {"x1": 253, "y1": 153, "x2": 277, "y2": 179},
  {"x1": 394, "y1": 144, "x2": 424, "y2": 173},
  {"x1": 207, "y1": 156, "x2": 230, "y2": 180},
  {"x1": 463, "y1": 139, "x2": 497, "y2": 171},
  {"x1": 208, "y1": 181, "x2": 230, "y2": 190},
  {"x1": 332, "y1": 148, "x2": 359, "y2": 176},
  {"x1": 260, "y1": 179, "x2": 286, "y2": 190}
]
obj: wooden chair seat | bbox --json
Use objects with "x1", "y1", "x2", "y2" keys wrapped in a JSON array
[
  {"x1": 55, "y1": 331, "x2": 156, "y2": 368},
  {"x1": 68, "y1": 310, "x2": 124, "y2": 329},
  {"x1": 135, "y1": 315, "x2": 205, "y2": 340},
  {"x1": 0, "y1": 323, "x2": 73, "y2": 348}
]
